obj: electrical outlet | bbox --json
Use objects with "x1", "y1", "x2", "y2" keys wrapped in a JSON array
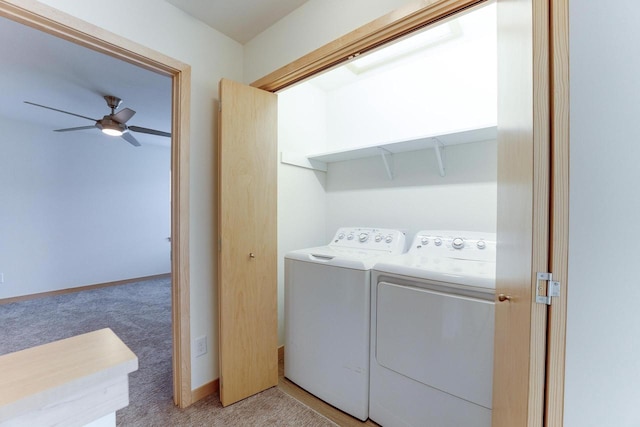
[{"x1": 194, "y1": 336, "x2": 207, "y2": 357}]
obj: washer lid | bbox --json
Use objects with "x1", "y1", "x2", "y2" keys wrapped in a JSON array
[
  {"x1": 374, "y1": 254, "x2": 496, "y2": 290},
  {"x1": 285, "y1": 245, "x2": 398, "y2": 270},
  {"x1": 285, "y1": 227, "x2": 407, "y2": 270}
]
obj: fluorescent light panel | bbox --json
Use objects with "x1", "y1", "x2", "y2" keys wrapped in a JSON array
[{"x1": 347, "y1": 21, "x2": 462, "y2": 74}]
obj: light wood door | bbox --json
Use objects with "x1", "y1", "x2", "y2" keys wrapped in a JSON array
[
  {"x1": 493, "y1": 0, "x2": 550, "y2": 425},
  {"x1": 217, "y1": 78, "x2": 278, "y2": 406}
]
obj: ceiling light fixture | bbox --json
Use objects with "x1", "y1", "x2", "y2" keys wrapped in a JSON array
[
  {"x1": 346, "y1": 21, "x2": 462, "y2": 75},
  {"x1": 96, "y1": 117, "x2": 126, "y2": 137},
  {"x1": 101, "y1": 127, "x2": 123, "y2": 136}
]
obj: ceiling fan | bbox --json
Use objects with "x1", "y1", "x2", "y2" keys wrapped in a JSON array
[{"x1": 24, "y1": 95, "x2": 171, "y2": 147}]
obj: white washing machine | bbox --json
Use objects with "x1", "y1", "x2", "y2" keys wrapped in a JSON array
[
  {"x1": 370, "y1": 230, "x2": 496, "y2": 427},
  {"x1": 284, "y1": 227, "x2": 406, "y2": 421}
]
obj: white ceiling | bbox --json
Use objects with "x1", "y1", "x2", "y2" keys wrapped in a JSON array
[{"x1": 165, "y1": 0, "x2": 309, "y2": 44}]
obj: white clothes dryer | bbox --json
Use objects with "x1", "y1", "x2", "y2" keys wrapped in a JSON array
[
  {"x1": 285, "y1": 227, "x2": 406, "y2": 421},
  {"x1": 370, "y1": 230, "x2": 496, "y2": 427}
]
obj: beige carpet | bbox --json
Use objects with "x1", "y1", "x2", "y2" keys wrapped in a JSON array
[
  {"x1": 118, "y1": 386, "x2": 338, "y2": 426},
  {"x1": 1, "y1": 278, "x2": 337, "y2": 426}
]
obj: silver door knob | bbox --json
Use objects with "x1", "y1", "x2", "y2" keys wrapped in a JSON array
[
  {"x1": 249, "y1": 253, "x2": 255, "y2": 259},
  {"x1": 498, "y1": 294, "x2": 511, "y2": 302}
]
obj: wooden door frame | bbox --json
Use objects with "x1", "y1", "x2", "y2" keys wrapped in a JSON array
[
  {"x1": 0, "y1": 0, "x2": 193, "y2": 408},
  {"x1": 547, "y1": 0, "x2": 569, "y2": 424},
  {"x1": 251, "y1": 0, "x2": 569, "y2": 424}
]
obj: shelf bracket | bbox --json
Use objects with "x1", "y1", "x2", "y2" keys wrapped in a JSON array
[
  {"x1": 379, "y1": 147, "x2": 394, "y2": 180},
  {"x1": 433, "y1": 138, "x2": 445, "y2": 177},
  {"x1": 280, "y1": 152, "x2": 327, "y2": 172}
]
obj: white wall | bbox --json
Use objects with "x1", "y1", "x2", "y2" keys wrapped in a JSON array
[
  {"x1": 277, "y1": 83, "x2": 328, "y2": 344},
  {"x1": 324, "y1": 5, "x2": 496, "y2": 149},
  {"x1": 320, "y1": 4, "x2": 497, "y2": 241},
  {"x1": 325, "y1": 141, "x2": 497, "y2": 242},
  {"x1": 244, "y1": 0, "x2": 411, "y2": 84},
  {"x1": 0, "y1": 118, "x2": 170, "y2": 299},
  {"x1": 565, "y1": 1, "x2": 640, "y2": 426},
  {"x1": 36, "y1": 0, "x2": 243, "y2": 389}
]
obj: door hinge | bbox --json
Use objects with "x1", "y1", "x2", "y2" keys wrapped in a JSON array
[{"x1": 536, "y1": 272, "x2": 560, "y2": 305}]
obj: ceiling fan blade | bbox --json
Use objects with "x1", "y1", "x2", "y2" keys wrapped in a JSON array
[
  {"x1": 24, "y1": 101, "x2": 98, "y2": 122},
  {"x1": 112, "y1": 107, "x2": 136, "y2": 124},
  {"x1": 54, "y1": 125, "x2": 97, "y2": 132},
  {"x1": 129, "y1": 125, "x2": 171, "y2": 138},
  {"x1": 122, "y1": 132, "x2": 141, "y2": 147}
]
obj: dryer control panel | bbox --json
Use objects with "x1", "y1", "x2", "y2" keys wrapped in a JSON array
[
  {"x1": 330, "y1": 227, "x2": 406, "y2": 254},
  {"x1": 411, "y1": 230, "x2": 496, "y2": 262}
]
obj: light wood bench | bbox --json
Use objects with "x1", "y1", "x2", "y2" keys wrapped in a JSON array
[{"x1": 0, "y1": 328, "x2": 138, "y2": 427}]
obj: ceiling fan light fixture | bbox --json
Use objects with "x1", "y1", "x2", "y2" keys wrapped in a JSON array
[
  {"x1": 97, "y1": 117, "x2": 126, "y2": 137},
  {"x1": 102, "y1": 127, "x2": 123, "y2": 136}
]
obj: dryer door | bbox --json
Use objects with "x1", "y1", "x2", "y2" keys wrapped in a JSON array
[{"x1": 376, "y1": 281, "x2": 495, "y2": 409}]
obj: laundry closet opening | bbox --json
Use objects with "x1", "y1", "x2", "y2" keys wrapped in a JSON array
[{"x1": 276, "y1": 1, "x2": 497, "y2": 345}]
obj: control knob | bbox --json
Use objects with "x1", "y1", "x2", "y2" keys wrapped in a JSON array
[
  {"x1": 477, "y1": 240, "x2": 487, "y2": 250},
  {"x1": 347, "y1": 233, "x2": 354, "y2": 240},
  {"x1": 359, "y1": 232, "x2": 369, "y2": 242},
  {"x1": 452, "y1": 237, "x2": 465, "y2": 249},
  {"x1": 420, "y1": 237, "x2": 429, "y2": 245},
  {"x1": 434, "y1": 238, "x2": 442, "y2": 246},
  {"x1": 375, "y1": 234, "x2": 383, "y2": 242},
  {"x1": 338, "y1": 233, "x2": 345, "y2": 240},
  {"x1": 385, "y1": 235, "x2": 393, "y2": 243}
]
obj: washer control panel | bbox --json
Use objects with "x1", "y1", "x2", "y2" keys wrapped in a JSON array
[
  {"x1": 412, "y1": 230, "x2": 496, "y2": 261},
  {"x1": 331, "y1": 227, "x2": 406, "y2": 254}
]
